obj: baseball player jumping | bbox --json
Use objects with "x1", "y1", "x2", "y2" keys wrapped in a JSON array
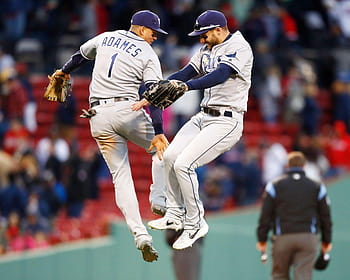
[
  {"x1": 133, "y1": 10, "x2": 254, "y2": 250},
  {"x1": 53, "y1": 10, "x2": 169, "y2": 262}
]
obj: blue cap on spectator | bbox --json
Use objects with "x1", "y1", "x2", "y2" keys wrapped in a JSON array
[
  {"x1": 131, "y1": 10, "x2": 168, "y2": 34},
  {"x1": 188, "y1": 10, "x2": 227, "y2": 36}
]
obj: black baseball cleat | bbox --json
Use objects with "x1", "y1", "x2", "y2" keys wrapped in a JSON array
[{"x1": 138, "y1": 240, "x2": 159, "y2": 262}]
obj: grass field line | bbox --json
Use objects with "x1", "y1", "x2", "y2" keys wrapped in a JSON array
[
  {"x1": 210, "y1": 222, "x2": 350, "y2": 243},
  {"x1": 210, "y1": 223, "x2": 255, "y2": 236}
]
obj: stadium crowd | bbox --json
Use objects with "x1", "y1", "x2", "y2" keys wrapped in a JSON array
[{"x1": 0, "y1": 0, "x2": 350, "y2": 256}]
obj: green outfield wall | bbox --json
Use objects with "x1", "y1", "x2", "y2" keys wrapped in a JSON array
[{"x1": 1, "y1": 175, "x2": 349, "y2": 280}]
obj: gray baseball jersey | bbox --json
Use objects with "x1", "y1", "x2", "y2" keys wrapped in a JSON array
[
  {"x1": 79, "y1": 30, "x2": 166, "y2": 246},
  {"x1": 161, "y1": 31, "x2": 253, "y2": 233},
  {"x1": 80, "y1": 30, "x2": 163, "y2": 101},
  {"x1": 189, "y1": 31, "x2": 253, "y2": 111}
]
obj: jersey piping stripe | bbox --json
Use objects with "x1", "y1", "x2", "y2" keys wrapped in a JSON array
[
  {"x1": 80, "y1": 48, "x2": 94, "y2": 60},
  {"x1": 119, "y1": 31, "x2": 145, "y2": 41},
  {"x1": 185, "y1": 120, "x2": 239, "y2": 225},
  {"x1": 189, "y1": 62, "x2": 200, "y2": 74},
  {"x1": 221, "y1": 61, "x2": 240, "y2": 74}
]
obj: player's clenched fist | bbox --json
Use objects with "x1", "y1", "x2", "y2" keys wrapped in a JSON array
[{"x1": 148, "y1": 134, "x2": 169, "y2": 160}]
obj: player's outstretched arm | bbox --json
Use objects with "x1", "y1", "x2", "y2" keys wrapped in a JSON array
[
  {"x1": 148, "y1": 134, "x2": 169, "y2": 160},
  {"x1": 132, "y1": 98, "x2": 150, "y2": 111}
]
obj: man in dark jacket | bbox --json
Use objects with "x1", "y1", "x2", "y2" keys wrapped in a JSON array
[{"x1": 256, "y1": 151, "x2": 332, "y2": 280}]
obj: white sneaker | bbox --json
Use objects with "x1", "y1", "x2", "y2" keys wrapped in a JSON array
[
  {"x1": 148, "y1": 216, "x2": 184, "y2": 231},
  {"x1": 172, "y1": 220, "x2": 209, "y2": 250},
  {"x1": 136, "y1": 237, "x2": 158, "y2": 262},
  {"x1": 151, "y1": 204, "x2": 166, "y2": 217}
]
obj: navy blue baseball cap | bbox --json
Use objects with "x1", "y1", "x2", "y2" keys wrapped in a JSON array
[
  {"x1": 131, "y1": 10, "x2": 168, "y2": 34},
  {"x1": 188, "y1": 10, "x2": 227, "y2": 36}
]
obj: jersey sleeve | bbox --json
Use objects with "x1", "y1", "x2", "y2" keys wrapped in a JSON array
[
  {"x1": 188, "y1": 47, "x2": 203, "y2": 74},
  {"x1": 220, "y1": 43, "x2": 252, "y2": 74},
  {"x1": 143, "y1": 52, "x2": 163, "y2": 84},
  {"x1": 80, "y1": 33, "x2": 104, "y2": 60}
]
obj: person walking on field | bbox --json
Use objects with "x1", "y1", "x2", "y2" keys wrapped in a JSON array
[{"x1": 256, "y1": 151, "x2": 332, "y2": 279}]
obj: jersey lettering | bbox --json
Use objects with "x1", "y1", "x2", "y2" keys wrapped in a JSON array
[
  {"x1": 108, "y1": 53, "x2": 118, "y2": 78},
  {"x1": 113, "y1": 38, "x2": 121, "y2": 48},
  {"x1": 120, "y1": 40, "x2": 130, "y2": 50},
  {"x1": 107, "y1": 37, "x2": 115, "y2": 46},
  {"x1": 201, "y1": 54, "x2": 217, "y2": 73},
  {"x1": 102, "y1": 36, "x2": 142, "y2": 57}
]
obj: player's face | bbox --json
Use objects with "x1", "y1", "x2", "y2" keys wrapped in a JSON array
[
  {"x1": 142, "y1": 27, "x2": 158, "y2": 44},
  {"x1": 199, "y1": 28, "x2": 220, "y2": 49}
]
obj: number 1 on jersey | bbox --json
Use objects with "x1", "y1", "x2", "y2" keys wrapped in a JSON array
[{"x1": 108, "y1": 53, "x2": 118, "y2": 78}]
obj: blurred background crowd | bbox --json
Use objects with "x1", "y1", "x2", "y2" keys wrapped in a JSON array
[{"x1": 0, "y1": 0, "x2": 350, "y2": 256}]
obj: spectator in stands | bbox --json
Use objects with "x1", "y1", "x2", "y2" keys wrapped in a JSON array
[
  {"x1": 232, "y1": 149, "x2": 262, "y2": 205},
  {"x1": 15, "y1": 62, "x2": 37, "y2": 133},
  {"x1": 301, "y1": 81, "x2": 321, "y2": 136},
  {"x1": 5, "y1": 211, "x2": 22, "y2": 244},
  {"x1": 0, "y1": 173, "x2": 28, "y2": 218},
  {"x1": 201, "y1": 178, "x2": 226, "y2": 211},
  {"x1": 255, "y1": 64, "x2": 282, "y2": 124},
  {"x1": 0, "y1": 0, "x2": 31, "y2": 45},
  {"x1": 32, "y1": 230, "x2": 50, "y2": 250},
  {"x1": 80, "y1": 0, "x2": 109, "y2": 41},
  {"x1": 331, "y1": 73, "x2": 350, "y2": 133},
  {"x1": 2, "y1": 118, "x2": 31, "y2": 156},
  {"x1": 259, "y1": 4, "x2": 285, "y2": 49},
  {"x1": 55, "y1": 89, "x2": 77, "y2": 145},
  {"x1": 0, "y1": 70, "x2": 29, "y2": 122},
  {"x1": 35, "y1": 124, "x2": 70, "y2": 181},
  {"x1": 0, "y1": 149, "x2": 17, "y2": 187},
  {"x1": 327, "y1": 0, "x2": 350, "y2": 47},
  {"x1": 221, "y1": 2, "x2": 239, "y2": 33},
  {"x1": 40, "y1": 170, "x2": 66, "y2": 218},
  {"x1": 80, "y1": 145, "x2": 102, "y2": 200},
  {"x1": 22, "y1": 212, "x2": 50, "y2": 236},
  {"x1": 282, "y1": 63, "x2": 305, "y2": 124},
  {"x1": 261, "y1": 142, "x2": 288, "y2": 185},
  {"x1": 63, "y1": 151, "x2": 90, "y2": 218},
  {"x1": 241, "y1": 6, "x2": 267, "y2": 47},
  {"x1": 293, "y1": 133, "x2": 331, "y2": 181},
  {"x1": 161, "y1": 34, "x2": 181, "y2": 73},
  {"x1": 229, "y1": 0, "x2": 254, "y2": 25},
  {"x1": 17, "y1": 149, "x2": 41, "y2": 192},
  {"x1": 0, "y1": 45, "x2": 15, "y2": 75},
  {"x1": 277, "y1": 6, "x2": 299, "y2": 45},
  {"x1": 201, "y1": 165, "x2": 233, "y2": 211},
  {"x1": 324, "y1": 121, "x2": 350, "y2": 176},
  {"x1": 303, "y1": 136, "x2": 330, "y2": 182}
]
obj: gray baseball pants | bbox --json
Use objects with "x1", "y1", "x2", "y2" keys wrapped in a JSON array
[{"x1": 271, "y1": 233, "x2": 319, "y2": 280}]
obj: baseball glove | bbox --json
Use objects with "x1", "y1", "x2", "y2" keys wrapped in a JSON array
[
  {"x1": 43, "y1": 69, "x2": 71, "y2": 103},
  {"x1": 143, "y1": 80, "x2": 188, "y2": 109}
]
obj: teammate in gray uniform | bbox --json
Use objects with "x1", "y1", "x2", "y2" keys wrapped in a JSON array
[
  {"x1": 133, "y1": 10, "x2": 253, "y2": 250},
  {"x1": 56, "y1": 10, "x2": 169, "y2": 262}
]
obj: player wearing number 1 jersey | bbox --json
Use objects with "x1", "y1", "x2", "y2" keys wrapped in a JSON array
[{"x1": 56, "y1": 10, "x2": 169, "y2": 262}]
